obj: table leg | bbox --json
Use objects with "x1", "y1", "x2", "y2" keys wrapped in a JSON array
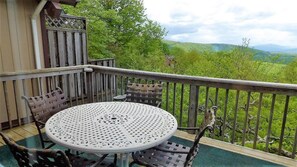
[{"x1": 119, "y1": 153, "x2": 129, "y2": 167}]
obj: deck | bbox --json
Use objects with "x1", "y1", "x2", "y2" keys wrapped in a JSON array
[
  {"x1": 0, "y1": 124, "x2": 296, "y2": 166},
  {"x1": 0, "y1": 64, "x2": 297, "y2": 165}
]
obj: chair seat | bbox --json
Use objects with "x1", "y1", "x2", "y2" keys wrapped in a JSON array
[
  {"x1": 0, "y1": 131, "x2": 115, "y2": 167},
  {"x1": 131, "y1": 106, "x2": 217, "y2": 167},
  {"x1": 132, "y1": 141, "x2": 192, "y2": 167},
  {"x1": 156, "y1": 141, "x2": 191, "y2": 152}
]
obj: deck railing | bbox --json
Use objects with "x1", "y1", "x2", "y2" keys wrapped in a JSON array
[
  {"x1": 88, "y1": 58, "x2": 115, "y2": 67},
  {"x1": 0, "y1": 65, "x2": 296, "y2": 159}
]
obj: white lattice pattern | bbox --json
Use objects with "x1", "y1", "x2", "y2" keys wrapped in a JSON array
[{"x1": 45, "y1": 102, "x2": 177, "y2": 154}]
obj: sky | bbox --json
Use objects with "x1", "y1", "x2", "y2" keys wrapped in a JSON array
[{"x1": 143, "y1": 0, "x2": 297, "y2": 48}]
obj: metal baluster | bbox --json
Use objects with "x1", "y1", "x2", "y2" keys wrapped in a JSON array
[
  {"x1": 278, "y1": 95, "x2": 290, "y2": 155},
  {"x1": 253, "y1": 93, "x2": 263, "y2": 149},
  {"x1": 265, "y1": 94, "x2": 276, "y2": 151},
  {"x1": 166, "y1": 82, "x2": 169, "y2": 111},
  {"x1": 172, "y1": 83, "x2": 176, "y2": 117},
  {"x1": 231, "y1": 90, "x2": 240, "y2": 144},
  {"x1": 179, "y1": 84, "x2": 184, "y2": 126},
  {"x1": 221, "y1": 89, "x2": 229, "y2": 141},
  {"x1": 242, "y1": 91, "x2": 251, "y2": 146},
  {"x1": 205, "y1": 87, "x2": 209, "y2": 111}
]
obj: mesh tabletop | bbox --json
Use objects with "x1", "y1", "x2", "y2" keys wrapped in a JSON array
[{"x1": 45, "y1": 102, "x2": 177, "y2": 154}]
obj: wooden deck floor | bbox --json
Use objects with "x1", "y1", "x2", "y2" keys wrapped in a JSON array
[
  {"x1": 0, "y1": 123, "x2": 39, "y2": 147},
  {"x1": 176, "y1": 130, "x2": 297, "y2": 167},
  {"x1": 1, "y1": 124, "x2": 296, "y2": 166}
]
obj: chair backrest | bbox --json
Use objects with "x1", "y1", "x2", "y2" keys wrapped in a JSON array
[
  {"x1": 22, "y1": 87, "x2": 68, "y2": 126},
  {"x1": 126, "y1": 83, "x2": 163, "y2": 107},
  {"x1": 0, "y1": 132, "x2": 71, "y2": 167},
  {"x1": 184, "y1": 106, "x2": 217, "y2": 167}
]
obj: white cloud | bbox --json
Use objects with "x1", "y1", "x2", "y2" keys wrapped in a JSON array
[{"x1": 143, "y1": 0, "x2": 297, "y2": 47}]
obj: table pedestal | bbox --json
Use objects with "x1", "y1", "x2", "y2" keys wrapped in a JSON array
[{"x1": 119, "y1": 153, "x2": 129, "y2": 167}]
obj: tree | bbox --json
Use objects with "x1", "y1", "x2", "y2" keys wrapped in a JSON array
[
  {"x1": 63, "y1": 0, "x2": 117, "y2": 58},
  {"x1": 63, "y1": 0, "x2": 166, "y2": 69},
  {"x1": 283, "y1": 58, "x2": 297, "y2": 83}
]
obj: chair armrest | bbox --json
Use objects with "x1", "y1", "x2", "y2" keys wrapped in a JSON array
[
  {"x1": 35, "y1": 121, "x2": 47, "y2": 129},
  {"x1": 113, "y1": 94, "x2": 127, "y2": 101},
  {"x1": 154, "y1": 147, "x2": 189, "y2": 154},
  {"x1": 177, "y1": 127, "x2": 200, "y2": 131},
  {"x1": 156, "y1": 101, "x2": 161, "y2": 108},
  {"x1": 36, "y1": 121, "x2": 45, "y2": 126}
]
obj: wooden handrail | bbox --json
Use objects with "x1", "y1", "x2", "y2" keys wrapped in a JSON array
[
  {"x1": 1, "y1": 64, "x2": 297, "y2": 95},
  {"x1": 90, "y1": 65, "x2": 297, "y2": 96}
]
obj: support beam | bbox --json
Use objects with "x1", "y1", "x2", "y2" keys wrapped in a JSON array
[{"x1": 45, "y1": 1, "x2": 62, "y2": 18}]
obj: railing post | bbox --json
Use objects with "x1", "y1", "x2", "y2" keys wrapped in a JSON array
[
  {"x1": 85, "y1": 68, "x2": 94, "y2": 103},
  {"x1": 188, "y1": 85, "x2": 197, "y2": 134}
]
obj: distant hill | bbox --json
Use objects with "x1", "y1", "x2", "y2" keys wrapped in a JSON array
[
  {"x1": 283, "y1": 48, "x2": 297, "y2": 54},
  {"x1": 164, "y1": 40, "x2": 212, "y2": 52},
  {"x1": 252, "y1": 44, "x2": 297, "y2": 54},
  {"x1": 253, "y1": 44, "x2": 291, "y2": 52},
  {"x1": 164, "y1": 40, "x2": 297, "y2": 64}
]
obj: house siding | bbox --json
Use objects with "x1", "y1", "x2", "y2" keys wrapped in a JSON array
[
  {"x1": 0, "y1": 0, "x2": 43, "y2": 128},
  {"x1": 0, "y1": 0, "x2": 45, "y2": 73}
]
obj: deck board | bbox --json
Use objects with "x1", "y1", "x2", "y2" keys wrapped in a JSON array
[
  {"x1": 2, "y1": 130, "x2": 24, "y2": 142},
  {"x1": 0, "y1": 123, "x2": 38, "y2": 146},
  {"x1": 175, "y1": 130, "x2": 297, "y2": 167},
  {"x1": 12, "y1": 126, "x2": 36, "y2": 138},
  {"x1": 21, "y1": 123, "x2": 39, "y2": 135},
  {"x1": 0, "y1": 138, "x2": 4, "y2": 146}
]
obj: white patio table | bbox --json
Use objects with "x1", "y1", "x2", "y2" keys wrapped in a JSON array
[{"x1": 45, "y1": 102, "x2": 177, "y2": 167}]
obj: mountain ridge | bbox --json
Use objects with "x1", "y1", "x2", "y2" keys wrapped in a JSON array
[
  {"x1": 252, "y1": 44, "x2": 297, "y2": 53},
  {"x1": 164, "y1": 40, "x2": 297, "y2": 64}
]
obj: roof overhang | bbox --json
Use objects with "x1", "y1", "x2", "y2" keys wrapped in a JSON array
[
  {"x1": 38, "y1": 0, "x2": 80, "y2": 18},
  {"x1": 50, "y1": 0, "x2": 80, "y2": 6}
]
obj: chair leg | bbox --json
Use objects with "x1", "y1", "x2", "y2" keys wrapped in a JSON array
[
  {"x1": 45, "y1": 142, "x2": 55, "y2": 149},
  {"x1": 39, "y1": 135, "x2": 45, "y2": 148}
]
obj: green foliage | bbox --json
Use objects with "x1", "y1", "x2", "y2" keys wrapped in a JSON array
[
  {"x1": 65, "y1": 1, "x2": 297, "y2": 157},
  {"x1": 63, "y1": 0, "x2": 166, "y2": 69},
  {"x1": 165, "y1": 40, "x2": 297, "y2": 64},
  {"x1": 283, "y1": 58, "x2": 297, "y2": 84},
  {"x1": 158, "y1": 39, "x2": 297, "y2": 156}
]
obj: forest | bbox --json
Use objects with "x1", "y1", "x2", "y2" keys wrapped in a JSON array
[
  {"x1": 64, "y1": 0, "x2": 297, "y2": 158},
  {"x1": 64, "y1": 0, "x2": 297, "y2": 84}
]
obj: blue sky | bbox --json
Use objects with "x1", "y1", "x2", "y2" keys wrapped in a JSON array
[{"x1": 143, "y1": 0, "x2": 297, "y2": 48}]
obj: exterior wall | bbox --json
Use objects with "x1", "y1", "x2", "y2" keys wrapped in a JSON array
[
  {"x1": 0, "y1": 0, "x2": 44, "y2": 128},
  {"x1": 0, "y1": 0, "x2": 44, "y2": 73}
]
